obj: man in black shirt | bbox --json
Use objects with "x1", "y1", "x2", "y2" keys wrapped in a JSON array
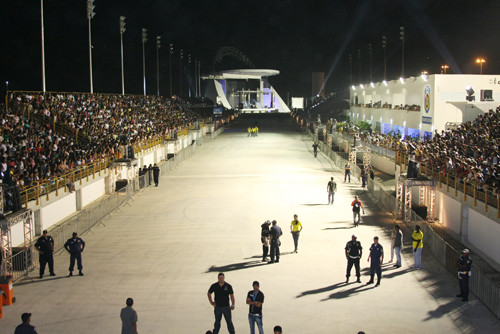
[
  {"x1": 34, "y1": 230, "x2": 55, "y2": 279},
  {"x1": 367, "y1": 236, "x2": 384, "y2": 286},
  {"x1": 207, "y1": 273, "x2": 235, "y2": 334},
  {"x1": 345, "y1": 234, "x2": 362, "y2": 283},
  {"x1": 246, "y1": 281, "x2": 265, "y2": 334},
  {"x1": 261, "y1": 221, "x2": 271, "y2": 262}
]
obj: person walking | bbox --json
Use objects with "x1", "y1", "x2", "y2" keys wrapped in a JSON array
[
  {"x1": 152, "y1": 163, "x2": 160, "y2": 187},
  {"x1": 312, "y1": 142, "x2": 318, "y2": 157},
  {"x1": 269, "y1": 220, "x2": 282, "y2": 263},
  {"x1": 345, "y1": 234, "x2": 363, "y2": 283},
  {"x1": 261, "y1": 220, "x2": 271, "y2": 262},
  {"x1": 246, "y1": 281, "x2": 265, "y2": 334},
  {"x1": 120, "y1": 297, "x2": 138, "y2": 334},
  {"x1": 344, "y1": 163, "x2": 351, "y2": 182},
  {"x1": 393, "y1": 225, "x2": 403, "y2": 268},
  {"x1": 456, "y1": 249, "x2": 472, "y2": 302},
  {"x1": 412, "y1": 225, "x2": 424, "y2": 269},
  {"x1": 327, "y1": 177, "x2": 337, "y2": 204},
  {"x1": 207, "y1": 273, "x2": 236, "y2": 334},
  {"x1": 290, "y1": 214, "x2": 302, "y2": 253},
  {"x1": 34, "y1": 229, "x2": 55, "y2": 279},
  {"x1": 64, "y1": 232, "x2": 85, "y2": 277},
  {"x1": 351, "y1": 196, "x2": 365, "y2": 227},
  {"x1": 14, "y1": 313, "x2": 37, "y2": 334},
  {"x1": 367, "y1": 236, "x2": 384, "y2": 286}
]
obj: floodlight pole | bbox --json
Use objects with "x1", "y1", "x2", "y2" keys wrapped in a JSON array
[
  {"x1": 382, "y1": 36, "x2": 387, "y2": 81},
  {"x1": 169, "y1": 43, "x2": 173, "y2": 97},
  {"x1": 400, "y1": 26, "x2": 405, "y2": 78},
  {"x1": 142, "y1": 28, "x2": 147, "y2": 96},
  {"x1": 120, "y1": 16, "x2": 126, "y2": 95},
  {"x1": 41, "y1": 0, "x2": 46, "y2": 93},
  {"x1": 179, "y1": 49, "x2": 183, "y2": 97},
  {"x1": 156, "y1": 36, "x2": 161, "y2": 96},
  {"x1": 87, "y1": 0, "x2": 95, "y2": 94}
]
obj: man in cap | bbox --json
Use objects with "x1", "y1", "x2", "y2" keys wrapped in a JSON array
[
  {"x1": 261, "y1": 220, "x2": 271, "y2": 262},
  {"x1": 34, "y1": 229, "x2": 55, "y2": 278},
  {"x1": 456, "y1": 249, "x2": 472, "y2": 302},
  {"x1": 367, "y1": 236, "x2": 384, "y2": 286},
  {"x1": 64, "y1": 232, "x2": 85, "y2": 277},
  {"x1": 345, "y1": 234, "x2": 363, "y2": 283},
  {"x1": 246, "y1": 281, "x2": 265, "y2": 334},
  {"x1": 14, "y1": 313, "x2": 37, "y2": 334}
]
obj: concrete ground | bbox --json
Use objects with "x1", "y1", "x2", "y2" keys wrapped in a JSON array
[{"x1": 2, "y1": 116, "x2": 500, "y2": 334}]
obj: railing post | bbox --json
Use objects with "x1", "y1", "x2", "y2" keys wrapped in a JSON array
[
  {"x1": 446, "y1": 173, "x2": 449, "y2": 192},
  {"x1": 455, "y1": 177, "x2": 458, "y2": 196},
  {"x1": 45, "y1": 181, "x2": 50, "y2": 200},
  {"x1": 473, "y1": 185, "x2": 477, "y2": 206},
  {"x1": 93, "y1": 163, "x2": 96, "y2": 179},
  {"x1": 463, "y1": 180, "x2": 467, "y2": 201},
  {"x1": 55, "y1": 178, "x2": 59, "y2": 196},
  {"x1": 36, "y1": 184, "x2": 40, "y2": 205},
  {"x1": 64, "y1": 174, "x2": 68, "y2": 192}
]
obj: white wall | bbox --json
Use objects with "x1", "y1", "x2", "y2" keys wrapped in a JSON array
[
  {"x1": 467, "y1": 209, "x2": 500, "y2": 265},
  {"x1": 81, "y1": 178, "x2": 106, "y2": 208},
  {"x1": 435, "y1": 191, "x2": 462, "y2": 234}
]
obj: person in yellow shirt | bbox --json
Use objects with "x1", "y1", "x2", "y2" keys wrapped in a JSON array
[
  {"x1": 411, "y1": 225, "x2": 424, "y2": 269},
  {"x1": 290, "y1": 214, "x2": 302, "y2": 253}
]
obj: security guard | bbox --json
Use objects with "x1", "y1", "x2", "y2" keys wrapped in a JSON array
[
  {"x1": 64, "y1": 232, "x2": 85, "y2": 277},
  {"x1": 34, "y1": 229, "x2": 55, "y2": 278},
  {"x1": 367, "y1": 236, "x2": 384, "y2": 286},
  {"x1": 345, "y1": 234, "x2": 362, "y2": 283},
  {"x1": 456, "y1": 249, "x2": 472, "y2": 302}
]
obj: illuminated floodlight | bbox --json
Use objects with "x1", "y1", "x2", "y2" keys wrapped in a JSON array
[
  {"x1": 399, "y1": 77, "x2": 405, "y2": 84},
  {"x1": 421, "y1": 71, "x2": 428, "y2": 81},
  {"x1": 383, "y1": 80, "x2": 388, "y2": 86},
  {"x1": 352, "y1": 85, "x2": 356, "y2": 90},
  {"x1": 370, "y1": 82, "x2": 375, "y2": 88},
  {"x1": 360, "y1": 84, "x2": 364, "y2": 89}
]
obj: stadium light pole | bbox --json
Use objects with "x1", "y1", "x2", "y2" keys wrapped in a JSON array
[
  {"x1": 169, "y1": 43, "x2": 173, "y2": 97},
  {"x1": 368, "y1": 43, "x2": 373, "y2": 83},
  {"x1": 188, "y1": 53, "x2": 192, "y2": 97},
  {"x1": 179, "y1": 48, "x2": 183, "y2": 97},
  {"x1": 381, "y1": 36, "x2": 387, "y2": 81},
  {"x1": 476, "y1": 58, "x2": 486, "y2": 75},
  {"x1": 41, "y1": 0, "x2": 46, "y2": 92},
  {"x1": 197, "y1": 60, "x2": 201, "y2": 97},
  {"x1": 357, "y1": 49, "x2": 361, "y2": 84},
  {"x1": 400, "y1": 26, "x2": 405, "y2": 78},
  {"x1": 194, "y1": 57, "x2": 198, "y2": 97},
  {"x1": 142, "y1": 28, "x2": 147, "y2": 96},
  {"x1": 120, "y1": 16, "x2": 126, "y2": 95},
  {"x1": 348, "y1": 53, "x2": 352, "y2": 86},
  {"x1": 87, "y1": 0, "x2": 95, "y2": 94},
  {"x1": 156, "y1": 36, "x2": 161, "y2": 96}
]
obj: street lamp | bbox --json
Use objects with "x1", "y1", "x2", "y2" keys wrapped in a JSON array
[
  {"x1": 400, "y1": 26, "x2": 405, "y2": 78},
  {"x1": 381, "y1": 35, "x2": 387, "y2": 81},
  {"x1": 142, "y1": 28, "x2": 147, "y2": 96},
  {"x1": 441, "y1": 64, "x2": 449, "y2": 74},
  {"x1": 169, "y1": 43, "x2": 173, "y2": 97},
  {"x1": 156, "y1": 36, "x2": 161, "y2": 96},
  {"x1": 41, "y1": 0, "x2": 46, "y2": 92},
  {"x1": 179, "y1": 48, "x2": 183, "y2": 97},
  {"x1": 87, "y1": 0, "x2": 95, "y2": 94},
  {"x1": 476, "y1": 58, "x2": 486, "y2": 75},
  {"x1": 120, "y1": 16, "x2": 126, "y2": 95}
]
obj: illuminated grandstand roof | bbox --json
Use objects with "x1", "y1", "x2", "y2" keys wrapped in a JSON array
[{"x1": 215, "y1": 69, "x2": 279, "y2": 80}]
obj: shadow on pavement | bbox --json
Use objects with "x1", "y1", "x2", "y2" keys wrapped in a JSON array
[
  {"x1": 300, "y1": 203, "x2": 330, "y2": 206},
  {"x1": 321, "y1": 283, "x2": 374, "y2": 300},
  {"x1": 16, "y1": 276, "x2": 68, "y2": 286},
  {"x1": 296, "y1": 282, "x2": 346, "y2": 298},
  {"x1": 207, "y1": 260, "x2": 265, "y2": 273}
]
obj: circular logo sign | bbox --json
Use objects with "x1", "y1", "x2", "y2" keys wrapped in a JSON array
[{"x1": 424, "y1": 85, "x2": 431, "y2": 113}]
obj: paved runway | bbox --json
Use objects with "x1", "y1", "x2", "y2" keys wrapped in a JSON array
[{"x1": 3, "y1": 117, "x2": 500, "y2": 333}]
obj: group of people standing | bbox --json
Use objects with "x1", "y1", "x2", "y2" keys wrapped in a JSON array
[
  {"x1": 260, "y1": 215, "x2": 303, "y2": 263},
  {"x1": 138, "y1": 163, "x2": 160, "y2": 188},
  {"x1": 247, "y1": 127, "x2": 259, "y2": 137}
]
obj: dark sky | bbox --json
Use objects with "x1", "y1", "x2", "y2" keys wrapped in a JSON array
[{"x1": 1, "y1": 0, "x2": 499, "y2": 99}]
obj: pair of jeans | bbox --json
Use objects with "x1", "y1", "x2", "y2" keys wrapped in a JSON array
[
  {"x1": 394, "y1": 246, "x2": 402, "y2": 266},
  {"x1": 328, "y1": 191, "x2": 335, "y2": 204},
  {"x1": 346, "y1": 257, "x2": 360, "y2": 278},
  {"x1": 291, "y1": 232, "x2": 300, "y2": 251},
  {"x1": 413, "y1": 248, "x2": 422, "y2": 268},
  {"x1": 248, "y1": 314, "x2": 264, "y2": 334},
  {"x1": 270, "y1": 240, "x2": 280, "y2": 262},
  {"x1": 213, "y1": 306, "x2": 235, "y2": 334}
]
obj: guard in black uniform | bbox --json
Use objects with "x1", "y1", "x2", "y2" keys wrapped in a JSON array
[
  {"x1": 456, "y1": 248, "x2": 472, "y2": 302},
  {"x1": 260, "y1": 220, "x2": 271, "y2": 262},
  {"x1": 345, "y1": 234, "x2": 363, "y2": 283},
  {"x1": 367, "y1": 236, "x2": 384, "y2": 286},
  {"x1": 34, "y1": 229, "x2": 55, "y2": 278},
  {"x1": 312, "y1": 143, "x2": 318, "y2": 157},
  {"x1": 64, "y1": 232, "x2": 85, "y2": 277}
]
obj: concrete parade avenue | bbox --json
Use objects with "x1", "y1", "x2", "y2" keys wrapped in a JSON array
[{"x1": 2, "y1": 116, "x2": 500, "y2": 334}]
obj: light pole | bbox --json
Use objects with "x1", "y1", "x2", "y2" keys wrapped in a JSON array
[
  {"x1": 188, "y1": 53, "x2": 192, "y2": 97},
  {"x1": 441, "y1": 64, "x2": 449, "y2": 74},
  {"x1": 348, "y1": 53, "x2": 352, "y2": 86},
  {"x1": 197, "y1": 60, "x2": 201, "y2": 97},
  {"x1": 142, "y1": 28, "x2": 147, "y2": 96},
  {"x1": 476, "y1": 58, "x2": 486, "y2": 75},
  {"x1": 179, "y1": 48, "x2": 183, "y2": 97},
  {"x1": 120, "y1": 16, "x2": 126, "y2": 95},
  {"x1": 156, "y1": 36, "x2": 161, "y2": 96},
  {"x1": 41, "y1": 0, "x2": 46, "y2": 92},
  {"x1": 381, "y1": 35, "x2": 387, "y2": 81},
  {"x1": 194, "y1": 57, "x2": 198, "y2": 97},
  {"x1": 169, "y1": 43, "x2": 173, "y2": 97},
  {"x1": 357, "y1": 49, "x2": 361, "y2": 84},
  {"x1": 87, "y1": 0, "x2": 95, "y2": 94},
  {"x1": 368, "y1": 43, "x2": 373, "y2": 83},
  {"x1": 400, "y1": 26, "x2": 405, "y2": 78},
  {"x1": 5, "y1": 81, "x2": 8, "y2": 111}
]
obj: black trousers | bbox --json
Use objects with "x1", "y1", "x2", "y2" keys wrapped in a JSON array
[
  {"x1": 39, "y1": 253, "x2": 54, "y2": 275},
  {"x1": 370, "y1": 263, "x2": 381, "y2": 281},
  {"x1": 346, "y1": 257, "x2": 360, "y2": 278},
  {"x1": 262, "y1": 245, "x2": 269, "y2": 259},
  {"x1": 69, "y1": 252, "x2": 83, "y2": 271},
  {"x1": 270, "y1": 241, "x2": 280, "y2": 262},
  {"x1": 459, "y1": 274, "x2": 469, "y2": 299}
]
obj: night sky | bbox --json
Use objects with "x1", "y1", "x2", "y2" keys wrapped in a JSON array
[{"x1": 1, "y1": 0, "x2": 499, "y2": 99}]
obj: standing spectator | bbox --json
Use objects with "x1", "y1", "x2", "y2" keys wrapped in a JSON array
[
  {"x1": 361, "y1": 167, "x2": 367, "y2": 188},
  {"x1": 290, "y1": 214, "x2": 302, "y2": 253},
  {"x1": 207, "y1": 273, "x2": 236, "y2": 334},
  {"x1": 14, "y1": 313, "x2": 37, "y2": 334},
  {"x1": 64, "y1": 232, "x2": 85, "y2": 277},
  {"x1": 261, "y1": 220, "x2": 271, "y2": 262},
  {"x1": 345, "y1": 234, "x2": 362, "y2": 283},
  {"x1": 269, "y1": 220, "x2": 282, "y2": 264},
  {"x1": 120, "y1": 297, "x2": 138, "y2": 334},
  {"x1": 412, "y1": 225, "x2": 424, "y2": 269},
  {"x1": 393, "y1": 225, "x2": 403, "y2": 268},
  {"x1": 312, "y1": 142, "x2": 318, "y2": 157},
  {"x1": 351, "y1": 196, "x2": 365, "y2": 227},
  {"x1": 457, "y1": 249, "x2": 472, "y2": 302},
  {"x1": 327, "y1": 177, "x2": 337, "y2": 204},
  {"x1": 152, "y1": 163, "x2": 160, "y2": 187},
  {"x1": 344, "y1": 163, "x2": 351, "y2": 182},
  {"x1": 246, "y1": 281, "x2": 264, "y2": 334},
  {"x1": 367, "y1": 236, "x2": 384, "y2": 286},
  {"x1": 273, "y1": 325, "x2": 283, "y2": 334},
  {"x1": 389, "y1": 225, "x2": 397, "y2": 263},
  {"x1": 34, "y1": 229, "x2": 55, "y2": 279}
]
